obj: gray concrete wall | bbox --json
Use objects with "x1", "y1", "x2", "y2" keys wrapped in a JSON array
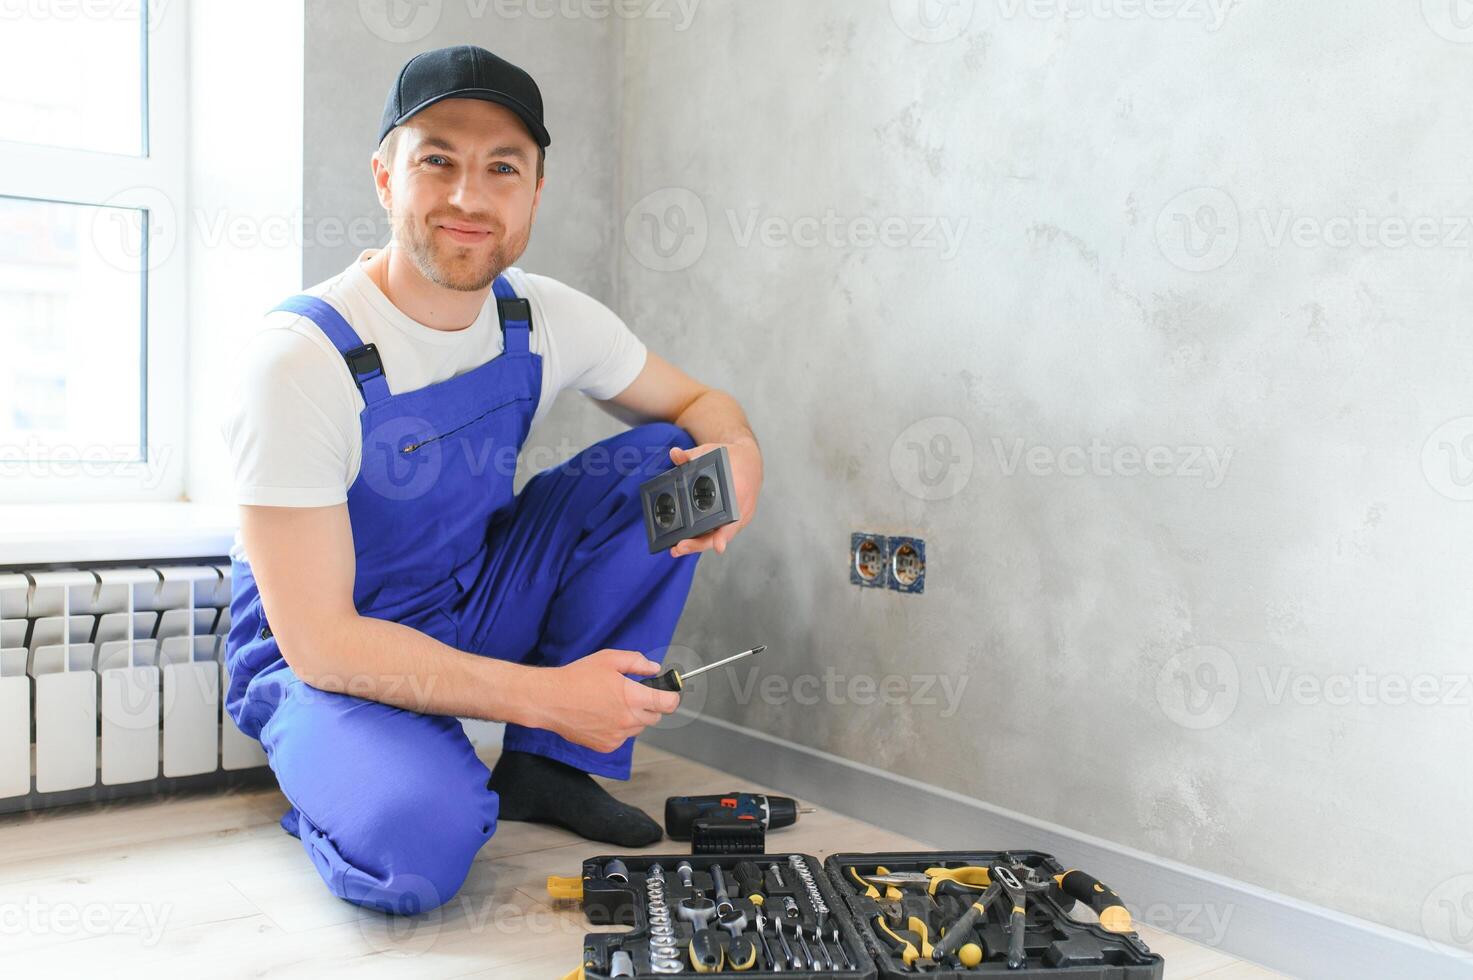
[
  {"x1": 298, "y1": 0, "x2": 1471, "y2": 941},
  {"x1": 618, "y1": 1, "x2": 1473, "y2": 938}
]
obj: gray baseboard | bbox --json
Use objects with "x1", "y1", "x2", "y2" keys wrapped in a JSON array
[{"x1": 644, "y1": 712, "x2": 1471, "y2": 980}]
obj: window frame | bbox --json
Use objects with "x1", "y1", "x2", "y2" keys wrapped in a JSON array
[{"x1": 0, "y1": 5, "x2": 188, "y2": 504}]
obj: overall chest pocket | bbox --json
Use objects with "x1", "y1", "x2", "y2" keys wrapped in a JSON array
[{"x1": 397, "y1": 396, "x2": 527, "y2": 456}]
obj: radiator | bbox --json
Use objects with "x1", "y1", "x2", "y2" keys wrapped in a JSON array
[{"x1": 0, "y1": 559, "x2": 276, "y2": 815}]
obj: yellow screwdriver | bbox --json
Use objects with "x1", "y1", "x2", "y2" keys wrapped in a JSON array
[{"x1": 641, "y1": 645, "x2": 766, "y2": 692}]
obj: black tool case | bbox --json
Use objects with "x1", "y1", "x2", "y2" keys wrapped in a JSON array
[{"x1": 569, "y1": 850, "x2": 1163, "y2": 978}]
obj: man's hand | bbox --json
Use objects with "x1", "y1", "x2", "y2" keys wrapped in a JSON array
[
  {"x1": 530, "y1": 649, "x2": 682, "y2": 754},
  {"x1": 591, "y1": 352, "x2": 761, "y2": 557},
  {"x1": 668, "y1": 439, "x2": 763, "y2": 557}
]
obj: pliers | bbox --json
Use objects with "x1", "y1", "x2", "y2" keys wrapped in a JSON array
[
  {"x1": 1003, "y1": 862, "x2": 1135, "y2": 933},
  {"x1": 865, "y1": 863, "x2": 1033, "y2": 970},
  {"x1": 850, "y1": 865, "x2": 903, "y2": 903},
  {"x1": 870, "y1": 913, "x2": 938, "y2": 971},
  {"x1": 929, "y1": 881, "x2": 1001, "y2": 964},
  {"x1": 861, "y1": 866, "x2": 993, "y2": 896},
  {"x1": 993, "y1": 865, "x2": 1029, "y2": 969}
]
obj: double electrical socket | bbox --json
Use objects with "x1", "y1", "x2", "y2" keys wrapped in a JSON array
[
  {"x1": 850, "y1": 533, "x2": 926, "y2": 593},
  {"x1": 640, "y1": 446, "x2": 741, "y2": 553}
]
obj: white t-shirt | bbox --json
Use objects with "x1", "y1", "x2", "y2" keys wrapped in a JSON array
[{"x1": 218, "y1": 249, "x2": 647, "y2": 562}]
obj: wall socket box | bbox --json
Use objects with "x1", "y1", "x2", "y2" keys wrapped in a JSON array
[
  {"x1": 850, "y1": 533, "x2": 926, "y2": 593},
  {"x1": 640, "y1": 446, "x2": 741, "y2": 553}
]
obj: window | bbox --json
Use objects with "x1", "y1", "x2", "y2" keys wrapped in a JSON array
[{"x1": 0, "y1": 2, "x2": 187, "y2": 503}]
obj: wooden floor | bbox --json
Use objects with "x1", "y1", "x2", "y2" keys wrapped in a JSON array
[{"x1": 0, "y1": 744, "x2": 1286, "y2": 978}]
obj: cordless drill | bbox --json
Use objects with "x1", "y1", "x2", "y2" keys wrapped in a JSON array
[{"x1": 664, "y1": 793, "x2": 804, "y2": 841}]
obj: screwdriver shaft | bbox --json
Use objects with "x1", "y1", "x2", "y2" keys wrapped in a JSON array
[{"x1": 678, "y1": 644, "x2": 766, "y2": 681}]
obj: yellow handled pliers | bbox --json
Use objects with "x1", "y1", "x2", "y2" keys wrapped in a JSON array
[{"x1": 862, "y1": 866, "x2": 993, "y2": 896}]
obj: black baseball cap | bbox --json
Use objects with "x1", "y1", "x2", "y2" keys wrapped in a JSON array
[{"x1": 378, "y1": 44, "x2": 551, "y2": 149}]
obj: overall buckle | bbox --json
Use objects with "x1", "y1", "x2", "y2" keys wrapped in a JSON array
[
  {"x1": 497, "y1": 297, "x2": 532, "y2": 329},
  {"x1": 344, "y1": 343, "x2": 383, "y2": 383}
]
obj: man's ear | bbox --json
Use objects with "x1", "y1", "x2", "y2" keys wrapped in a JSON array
[
  {"x1": 371, "y1": 152, "x2": 392, "y2": 213},
  {"x1": 529, "y1": 175, "x2": 544, "y2": 224}
]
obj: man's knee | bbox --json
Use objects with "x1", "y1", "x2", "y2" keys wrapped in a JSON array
[
  {"x1": 600, "y1": 421, "x2": 695, "y2": 463},
  {"x1": 630, "y1": 421, "x2": 696, "y2": 452},
  {"x1": 262, "y1": 688, "x2": 500, "y2": 915},
  {"x1": 350, "y1": 853, "x2": 477, "y2": 916},
  {"x1": 561, "y1": 422, "x2": 695, "y2": 487},
  {"x1": 322, "y1": 779, "x2": 498, "y2": 915},
  {"x1": 618, "y1": 422, "x2": 695, "y2": 482}
]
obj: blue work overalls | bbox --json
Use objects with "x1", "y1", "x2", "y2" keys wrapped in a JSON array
[{"x1": 223, "y1": 275, "x2": 701, "y2": 915}]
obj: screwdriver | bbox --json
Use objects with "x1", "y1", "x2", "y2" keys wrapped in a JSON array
[{"x1": 640, "y1": 645, "x2": 766, "y2": 692}]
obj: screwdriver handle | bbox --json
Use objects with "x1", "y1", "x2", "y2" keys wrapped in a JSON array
[
  {"x1": 640, "y1": 645, "x2": 764, "y2": 692},
  {"x1": 640, "y1": 669, "x2": 683, "y2": 692},
  {"x1": 734, "y1": 861, "x2": 765, "y2": 903}
]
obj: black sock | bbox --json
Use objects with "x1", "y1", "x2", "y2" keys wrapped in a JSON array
[{"x1": 487, "y1": 750, "x2": 664, "y2": 847}]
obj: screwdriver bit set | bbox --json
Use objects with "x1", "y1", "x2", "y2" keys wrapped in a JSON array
[{"x1": 560, "y1": 850, "x2": 1162, "y2": 978}]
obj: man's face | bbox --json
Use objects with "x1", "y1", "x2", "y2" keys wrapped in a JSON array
[{"x1": 375, "y1": 98, "x2": 543, "y2": 292}]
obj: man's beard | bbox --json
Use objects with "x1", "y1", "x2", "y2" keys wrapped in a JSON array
[{"x1": 394, "y1": 209, "x2": 531, "y2": 292}]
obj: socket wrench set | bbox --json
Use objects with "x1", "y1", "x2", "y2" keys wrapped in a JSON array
[
  {"x1": 572, "y1": 853, "x2": 878, "y2": 977},
  {"x1": 563, "y1": 850, "x2": 1162, "y2": 978}
]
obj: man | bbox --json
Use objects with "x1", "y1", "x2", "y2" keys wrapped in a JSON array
[{"x1": 217, "y1": 45, "x2": 762, "y2": 916}]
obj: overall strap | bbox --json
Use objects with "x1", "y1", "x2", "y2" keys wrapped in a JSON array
[
  {"x1": 492, "y1": 274, "x2": 532, "y2": 355},
  {"x1": 271, "y1": 295, "x2": 391, "y2": 405}
]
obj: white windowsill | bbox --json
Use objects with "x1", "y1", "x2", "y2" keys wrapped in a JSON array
[{"x1": 0, "y1": 501, "x2": 238, "y2": 567}]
